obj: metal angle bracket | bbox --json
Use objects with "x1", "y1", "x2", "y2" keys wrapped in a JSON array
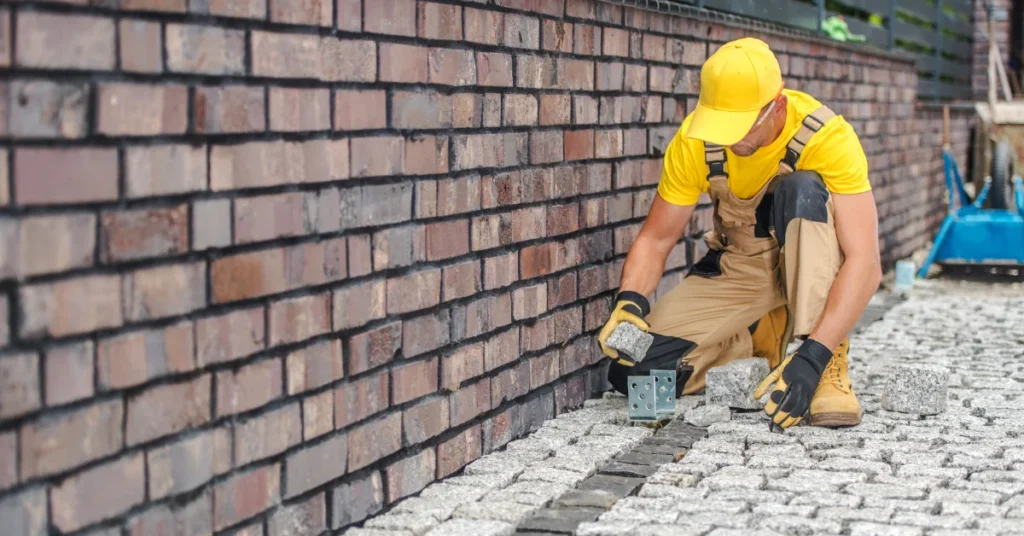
[{"x1": 627, "y1": 369, "x2": 676, "y2": 421}]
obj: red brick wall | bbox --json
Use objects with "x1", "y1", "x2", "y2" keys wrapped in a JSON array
[{"x1": 0, "y1": 0, "x2": 973, "y2": 533}]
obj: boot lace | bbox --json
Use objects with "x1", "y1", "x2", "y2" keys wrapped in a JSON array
[{"x1": 822, "y1": 341, "x2": 848, "y2": 388}]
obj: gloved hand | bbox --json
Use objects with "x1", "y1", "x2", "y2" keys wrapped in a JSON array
[
  {"x1": 597, "y1": 290, "x2": 651, "y2": 362},
  {"x1": 753, "y1": 338, "x2": 833, "y2": 429}
]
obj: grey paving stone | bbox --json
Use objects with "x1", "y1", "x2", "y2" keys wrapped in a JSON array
[
  {"x1": 518, "y1": 507, "x2": 604, "y2": 533},
  {"x1": 977, "y1": 516, "x2": 1024, "y2": 533},
  {"x1": 364, "y1": 513, "x2": 440, "y2": 536},
  {"x1": 451, "y1": 502, "x2": 537, "y2": 524},
  {"x1": 889, "y1": 512, "x2": 973, "y2": 529},
  {"x1": 816, "y1": 457, "x2": 894, "y2": 476},
  {"x1": 634, "y1": 524, "x2": 713, "y2": 536},
  {"x1": 423, "y1": 519, "x2": 515, "y2": 536},
  {"x1": 847, "y1": 522, "x2": 924, "y2": 536},
  {"x1": 705, "y1": 358, "x2": 771, "y2": 410},
  {"x1": 697, "y1": 472, "x2": 765, "y2": 491},
  {"x1": 947, "y1": 479, "x2": 1024, "y2": 495},
  {"x1": 684, "y1": 405, "x2": 732, "y2": 426},
  {"x1": 929, "y1": 488, "x2": 1005, "y2": 505},
  {"x1": 604, "y1": 322, "x2": 653, "y2": 362},
  {"x1": 968, "y1": 470, "x2": 1024, "y2": 483},
  {"x1": 636, "y1": 484, "x2": 705, "y2": 500},
  {"x1": 749, "y1": 503, "x2": 817, "y2": 517},
  {"x1": 890, "y1": 452, "x2": 949, "y2": 466},
  {"x1": 675, "y1": 450, "x2": 745, "y2": 467},
  {"x1": 881, "y1": 364, "x2": 949, "y2": 415},
  {"x1": 673, "y1": 499, "x2": 747, "y2": 515},
  {"x1": 896, "y1": 464, "x2": 969, "y2": 480},
  {"x1": 341, "y1": 529, "x2": 416, "y2": 536},
  {"x1": 676, "y1": 512, "x2": 752, "y2": 529},
  {"x1": 573, "y1": 521, "x2": 638, "y2": 536},
  {"x1": 443, "y1": 471, "x2": 520, "y2": 491},
  {"x1": 756, "y1": 516, "x2": 843, "y2": 535},
  {"x1": 420, "y1": 484, "x2": 489, "y2": 503},
  {"x1": 846, "y1": 483, "x2": 929, "y2": 500},
  {"x1": 533, "y1": 456, "x2": 599, "y2": 477},
  {"x1": 645, "y1": 470, "x2": 700, "y2": 487},
  {"x1": 816, "y1": 506, "x2": 895, "y2": 522},
  {"x1": 392, "y1": 497, "x2": 464, "y2": 521},
  {"x1": 576, "y1": 474, "x2": 646, "y2": 497},
  {"x1": 706, "y1": 489, "x2": 794, "y2": 504},
  {"x1": 746, "y1": 455, "x2": 818, "y2": 470},
  {"x1": 551, "y1": 489, "x2": 618, "y2": 509},
  {"x1": 464, "y1": 456, "x2": 528, "y2": 476},
  {"x1": 597, "y1": 507, "x2": 679, "y2": 524},
  {"x1": 704, "y1": 529, "x2": 785, "y2": 536},
  {"x1": 860, "y1": 498, "x2": 939, "y2": 513},
  {"x1": 690, "y1": 438, "x2": 745, "y2": 455},
  {"x1": 938, "y1": 501, "x2": 1008, "y2": 518},
  {"x1": 788, "y1": 469, "x2": 870, "y2": 486}
]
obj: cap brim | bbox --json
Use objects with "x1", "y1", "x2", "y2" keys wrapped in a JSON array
[{"x1": 683, "y1": 102, "x2": 760, "y2": 146}]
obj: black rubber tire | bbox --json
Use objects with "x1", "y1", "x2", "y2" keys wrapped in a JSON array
[{"x1": 990, "y1": 140, "x2": 1014, "y2": 209}]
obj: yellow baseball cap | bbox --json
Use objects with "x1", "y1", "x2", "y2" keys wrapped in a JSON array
[{"x1": 684, "y1": 37, "x2": 783, "y2": 146}]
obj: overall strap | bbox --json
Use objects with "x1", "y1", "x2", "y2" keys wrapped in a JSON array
[
  {"x1": 779, "y1": 104, "x2": 836, "y2": 174},
  {"x1": 704, "y1": 143, "x2": 728, "y2": 182}
]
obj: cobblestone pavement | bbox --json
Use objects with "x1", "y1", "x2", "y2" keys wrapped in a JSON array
[{"x1": 345, "y1": 278, "x2": 1024, "y2": 536}]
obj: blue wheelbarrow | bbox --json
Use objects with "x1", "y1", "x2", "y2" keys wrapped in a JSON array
[{"x1": 916, "y1": 136, "x2": 1024, "y2": 278}]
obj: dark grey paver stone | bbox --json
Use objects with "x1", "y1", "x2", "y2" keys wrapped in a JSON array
[
  {"x1": 615, "y1": 451, "x2": 674, "y2": 466},
  {"x1": 517, "y1": 507, "x2": 604, "y2": 533},
  {"x1": 576, "y1": 475, "x2": 645, "y2": 498},
  {"x1": 551, "y1": 489, "x2": 618, "y2": 509},
  {"x1": 598, "y1": 462, "x2": 659, "y2": 478}
]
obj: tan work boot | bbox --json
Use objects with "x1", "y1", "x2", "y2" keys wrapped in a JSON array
[
  {"x1": 807, "y1": 338, "x2": 862, "y2": 427},
  {"x1": 750, "y1": 305, "x2": 791, "y2": 371}
]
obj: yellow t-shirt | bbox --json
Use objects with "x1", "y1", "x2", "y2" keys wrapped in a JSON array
[{"x1": 657, "y1": 89, "x2": 871, "y2": 205}]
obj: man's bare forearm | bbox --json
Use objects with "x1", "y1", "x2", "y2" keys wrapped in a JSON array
[
  {"x1": 808, "y1": 256, "x2": 881, "y2": 349},
  {"x1": 617, "y1": 235, "x2": 674, "y2": 298}
]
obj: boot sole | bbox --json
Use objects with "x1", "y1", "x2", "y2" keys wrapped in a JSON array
[{"x1": 808, "y1": 412, "x2": 861, "y2": 428}]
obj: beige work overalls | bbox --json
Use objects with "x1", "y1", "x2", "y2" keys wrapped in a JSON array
[{"x1": 647, "y1": 105, "x2": 845, "y2": 395}]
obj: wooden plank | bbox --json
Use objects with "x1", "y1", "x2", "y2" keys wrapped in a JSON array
[
  {"x1": 701, "y1": 0, "x2": 820, "y2": 33},
  {"x1": 895, "y1": 0, "x2": 936, "y2": 24},
  {"x1": 892, "y1": 18, "x2": 936, "y2": 49}
]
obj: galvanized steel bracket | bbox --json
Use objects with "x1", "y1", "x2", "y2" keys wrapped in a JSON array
[{"x1": 627, "y1": 369, "x2": 676, "y2": 421}]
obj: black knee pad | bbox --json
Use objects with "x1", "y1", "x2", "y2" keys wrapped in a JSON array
[{"x1": 770, "y1": 170, "x2": 829, "y2": 247}]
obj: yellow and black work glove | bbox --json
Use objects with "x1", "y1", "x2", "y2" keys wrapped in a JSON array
[
  {"x1": 597, "y1": 290, "x2": 651, "y2": 364},
  {"x1": 753, "y1": 338, "x2": 833, "y2": 429}
]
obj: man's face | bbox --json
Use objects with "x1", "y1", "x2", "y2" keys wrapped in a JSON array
[{"x1": 727, "y1": 96, "x2": 781, "y2": 157}]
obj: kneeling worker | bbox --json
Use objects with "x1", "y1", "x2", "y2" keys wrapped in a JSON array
[{"x1": 598, "y1": 37, "x2": 882, "y2": 429}]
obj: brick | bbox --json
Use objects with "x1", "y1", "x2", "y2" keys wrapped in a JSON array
[
  {"x1": 548, "y1": 272, "x2": 578, "y2": 308},
  {"x1": 42, "y1": 341, "x2": 94, "y2": 406},
  {"x1": 387, "y1": 269, "x2": 441, "y2": 315},
  {"x1": 391, "y1": 90, "x2": 452, "y2": 129},
  {"x1": 380, "y1": 43, "x2": 428, "y2": 83},
  {"x1": 16, "y1": 12, "x2": 114, "y2": 69},
  {"x1": 465, "y1": 7, "x2": 503, "y2": 45},
  {"x1": 0, "y1": 149, "x2": 7, "y2": 205},
  {"x1": 0, "y1": 10, "x2": 8, "y2": 67},
  {"x1": 335, "y1": 90, "x2": 386, "y2": 131},
  {"x1": 574, "y1": 95, "x2": 599, "y2": 124},
  {"x1": 426, "y1": 220, "x2": 470, "y2": 261},
  {"x1": 7, "y1": 80, "x2": 88, "y2": 139},
  {"x1": 126, "y1": 144, "x2": 207, "y2": 197},
  {"x1": 471, "y1": 214, "x2": 505, "y2": 251},
  {"x1": 18, "y1": 398, "x2": 120, "y2": 481},
  {"x1": 347, "y1": 322, "x2": 402, "y2": 375},
  {"x1": 491, "y1": 361, "x2": 531, "y2": 408},
  {"x1": 597, "y1": 62, "x2": 625, "y2": 91},
  {"x1": 504, "y1": 13, "x2": 540, "y2": 49},
  {"x1": 372, "y1": 225, "x2": 425, "y2": 270},
  {"x1": 123, "y1": 262, "x2": 205, "y2": 322},
  {"x1": 117, "y1": 0, "x2": 187, "y2": 11},
  {"x1": 214, "y1": 464, "x2": 281, "y2": 531},
  {"x1": 251, "y1": 32, "x2": 375, "y2": 81},
  {"x1": 513, "y1": 283, "x2": 548, "y2": 320},
  {"x1": 127, "y1": 374, "x2": 210, "y2": 446},
  {"x1": 193, "y1": 86, "x2": 264, "y2": 134},
  {"x1": 530, "y1": 349, "x2": 560, "y2": 389},
  {"x1": 365, "y1": 0, "x2": 416, "y2": 35},
  {"x1": 269, "y1": 493, "x2": 326, "y2": 536},
  {"x1": 0, "y1": 431, "x2": 13, "y2": 489},
  {"x1": 348, "y1": 235, "x2": 372, "y2": 277},
  {"x1": 192, "y1": 0, "x2": 266, "y2": 18},
  {"x1": 19, "y1": 275, "x2": 122, "y2": 339},
  {"x1": 0, "y1": 351, "x2": 39, "y2": 419},
  {"x1": 97, "y1": 83, "x2": 187, "y2": 135},
  {"x1": 505, "y1": 94, "x2": 539, "y2": 126},
  {"x1": 14, "y1": 147, "x2": 117, "y2": 205},
  {"x1": 386, "y1": 449, "x2": 436, "y2": 503},
  {"x1": 565, "y1": 129, "x2": 596, "y2": 161},
  {"x1": 212, "y1": 139, "x2": 349, "y2": 189},
  {"x1": 235, "y1": 403, "x2": 302, "y2": 466},
  {"x1": 211, "y1": 239, "x2": 347, "y2": 303},
  {"x1": 393, "y1": 357, "x2": 440, "y2": 405},
  {"x1": 406, "y1": 136, "x2": 450, "y2": 175},
  {"x1": 442, "y1": 342, "x2": 484, "y2": 390},
  {"x1": 453, "y1": 295, "x2": 512, "y2": 341},
  {"x1": 336, "y1": 370, "x2": 389, "y2": 428},
  {"x1": 336, "y1": 0, "x2": 360, "y2": 29},
  {"x1": 284, "y1": 433, "x2": 346, "y2": 499},
  {"x1": 548, "y1": 203, "x2": 580, "y2": 236},
  {"x1": 269, "y1": 88, "x2": 331, "y2": 131},
  {"x1": 0, "y1": 488, "x2": 46, "y2": 536},
  {"x1": 543, "y1": 19, "x2": 573, "y2": 52},
  {"x1": 51, "y1": 454, "x2": 145, "y2": 532},
  {"x1": 191, "y1": 199, "x2": 230, "y2": 251},
  {"x1": 521, "y1": 316, "x2": 552, "y2": 354},
  {"x1": 351, "y1": 136, "x2": 404, "y2": 177},
  {"x1": 450, "y1": 379, "x2": 491, "y2": 427},
  {"x1": 453, "y1": 133, "x2": 527, "y2": 170},
  {"x1": 147, "y1": 428, "x2": 232, "y2": 500},
  {"x1": 602, "y1": 27, "x2": 629, "y2": 57},
  {"x1": 574, "y1": 23, "x2": 600, "y2": 55},
  {"x1": 443, "y1": 260, "x2": 482, "y2": 302},
  {"x1": 166, "y1": 24, "x2": 244, "y2": 74},
  {"x1": 127, "y1": 492, "x2": 213, "y2": 536},
  {"x1": 454, "y1": 92, "x2": 483, "y2": 130},
  {"x1": 101, "y1": 205, "x2": 188, "y2": 262},
  {"x1": 484, "y1": 252, "x2": 518, "y2": 290},
  {"x1": 333, "y1": 279, "x2": 386, "y2": 331},
  {"x1": 437, "y1": 176, "x2": 482, "y2": 216},
  {"x1": 196, "y1": 307, "x2": 264, "y2": 367},
  {"x1": 540, "y1": 94, "x2": 572, "y2": 125},
  {"x1": 270, "y1": 0, "x2": 332, "y2": 25},
  {"x1": 286, "y1": 339, "x2": 343, "y2": 395},
  {"x1": 429, "y1": 48, "x2": 476, "y2": 86},
  {"x1": 626, "y1": 65, "x2": 647, "y2": 92},
  {"x1": 269, "y1": 292, "x2": 330, "y2": 346},
  {"x1": 596, "y1": 129, "x2": 624, "y2": 158},
  {"x1": 531, "y1": 131, "x2": 564, "y2": 164},
  {"x1": 438, "y1": 425, "x2": 482, "y2": 478},
  {"x1": 303, "y1": 390, "x2": 334, "y2": 440},
  {"x1": 420, "y1": 2, "x2": 462, "y2": 40},
  {"x1": 216, "y1": 359, "x2": 281, "y2": 417},
  {"x1": 348, "y1": 412, "x2": 401, "y2": 471},
  {"x1": 512, "y1": 206, "x2": 547, "y2": 242},
  {"x1": 643, "y1": 33, "x2": 667, "y2": 61},
  {"x1": 13, "y1": 212, "x2": 95, "y2": 277},
  {"x1": 518, "y1": 56, "x2": 595, "y2": 90},
  {"x1": 585, "y1": 297, "x2": 611, "y2": 331},
  {"x1": 333, "y1": 472, "x2": 385, "y2": 528},
  {"x1": 357, "y1": 183, "x2": 414, "y2": 227}
]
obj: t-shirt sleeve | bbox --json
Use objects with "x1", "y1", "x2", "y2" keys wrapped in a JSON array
[
  {"x1": 798, "y1": 116, "x2": 872, "y2": 195},
  {"x1": 657, "y1": 131, "x2": 703, "y2": 205}
]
